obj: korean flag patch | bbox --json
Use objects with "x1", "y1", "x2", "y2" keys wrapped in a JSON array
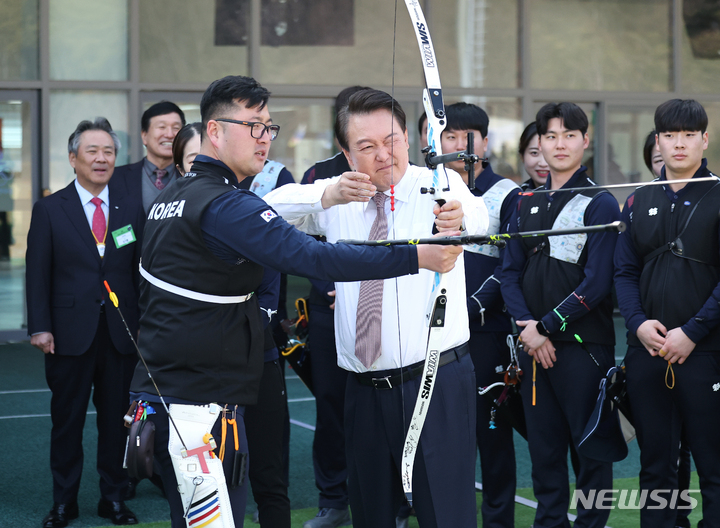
[{"x1": 261, "y1": 210, "x2": 278, "y2": 222}]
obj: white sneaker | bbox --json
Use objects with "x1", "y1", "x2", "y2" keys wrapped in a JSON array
[{"x1": 303, "y1": 507, "x2": 352, "y2": 528}]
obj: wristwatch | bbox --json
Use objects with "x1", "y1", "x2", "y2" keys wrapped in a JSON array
[{"x1": 536, "y1": 320, "x2": 550, "y2": 337}]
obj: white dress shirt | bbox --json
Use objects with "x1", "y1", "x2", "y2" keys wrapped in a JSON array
[
  {"x1": 264, "y1": 164, "x2": 489, "y2": 373},
  {"x1": 75, "y1": 179, "x2": 109, "y2": 234}
]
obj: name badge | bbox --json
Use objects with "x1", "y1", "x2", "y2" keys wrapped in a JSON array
[
  {"x1": 97, "y1": 243, "x2": 105, "y2": 258},
  {"x1": 112, "y1": 225, "x2": 137, "y2": 249}
]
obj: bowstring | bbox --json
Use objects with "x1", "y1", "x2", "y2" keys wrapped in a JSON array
[{"x1": 390, "y1": 0, "x2": 407, "y2": 436}]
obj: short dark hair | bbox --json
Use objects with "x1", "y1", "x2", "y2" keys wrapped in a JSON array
[
  {"x1": 518, "y1": 121, "x2": 538, "y2": 156},
  {"x1": 643, "y1": 130, "x2": 657, "y2": 173},
  {"x1": 654, "y1": 99, "x2": 708, "y2": 134},
  {"x1": 418, "y1": 112, "x2": 427, "y2": 133},
  {"x1": 200, "y1": 76, "x2": 271, "y2": 140},
  {"x1": 68, "y1": 117, "x2": 121, "y2": 155},
  {"x1": 172, "y1": 122, "x2": 203, "y2": 172},
  {"x1": 444, "y1": 102, "x2": 489, "y2": 139},
  {"x1": 335, "y1": 86, "x2": 372, "y2": 116},
  {"x1": 334, "y1": 89, "x2": 407, "y2": 151},
  {"x1": 141, "y1": 101, "x2": 186, "y2": 133},
  {"x1": 536, "y1": 102, "x2": 588, "y2": 136}
]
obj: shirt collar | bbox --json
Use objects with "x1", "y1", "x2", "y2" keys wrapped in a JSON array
[
  {"x1": 659, "y1": 158, "x2": 708, "y2": 182},
  {"x1": 544, "y1": 165, "x2": 588, "y2": 193},
  {"x1": 193, "y1": 154, "x2": 239, "y2": 185},
  {"x1": 74, "y1": 179, "x2": 109, "y2": 206}
]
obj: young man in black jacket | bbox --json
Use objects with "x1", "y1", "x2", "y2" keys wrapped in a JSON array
[
  {"x1": 501, "y1": 102, "x2": 621, "y2": 528},
  {"x1": 615, "y1": 99, "x2": 720, "y2": 528}
]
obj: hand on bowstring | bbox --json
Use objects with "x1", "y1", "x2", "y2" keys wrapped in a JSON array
[{"x1": 321, "y1": 172, "x2": 377, "y2": 208}]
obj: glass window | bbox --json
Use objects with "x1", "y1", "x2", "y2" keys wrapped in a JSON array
[
  {"x1": 258, "y1": 0, "x2": 419, "y2": 86},
  {"x1": 0, "y1": 99, "x2": 34, "y2": 331},
  {"x1": 140, "y1": 0, "x2": 248, "y2": 83},
  {"x1": 431, "y1": 0, "x2": 519, "y2": 89},
  {"x1": 49, "y1": 0, "x2": 128, "y2": 81},
  {"x1": 701, "y1": 102, "x2": 720, "y2": 173},
  {"x1": 607, "y1": 105, "x2": 657, "y2": 205},
  {"x1": 263, "y1": 100, "x2": 334, "y2": 182},
  {"x1": 256, "y1": 0, "x2": 517, "y2": 88},
  {"x1": 529, "y1": 0, "x2": 671, "y2": 92},
  {"x1": 0, "y1": 0, "x2": 39, "y2": 81},
  {"x1": 49, "y1": 91, "x2": 129, "y2": 194},
  {"x1": 681, "y1": 2, "x2": 720, "y2": 93}
]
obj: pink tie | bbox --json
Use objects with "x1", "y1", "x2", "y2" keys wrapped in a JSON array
[
  {"x1": 154, "y1": 169, "x2": 167, "y2": 190},
  {"x1": 90, "y1": 197, "x2": 106, "y2": 244},
  {"x1": 354, "y1": 193, "x2": 388, "y2": 368}
]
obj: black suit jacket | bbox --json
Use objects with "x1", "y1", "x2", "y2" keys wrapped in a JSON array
[
  {"x1": 25, "y1": 178, "x2": 144, "y2": 356},
  {"x1": 112, "y1": 159, "x2": 147, "y2": 226}
]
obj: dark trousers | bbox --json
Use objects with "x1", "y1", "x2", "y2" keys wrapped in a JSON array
[
  {"x1": 518, "y1": 340, "x2": 613, "y2": 528},
  {"x1": 148, "y1": 403, "x2": 249, "y2": 528},
  {"x1": 345, "y1": 352, "x2": 477, "y2": 528},
  {"x1": 676, "y1": 434, "x2": 692, "y2": 527},
  {"x1": 44, "y1": 312, "x2": 136, "y2": 503},
  {"x1": 245, "y1": 359, "x2": 291, "y2": 527},
  {"x1": 470, "y1": 330, "x2": 516, "y2": 528},
  {"x1": 626, "y1": 345, "x2": 720, "y2": 528},
  {"x1": 309, "y1": 306, "x2": 349, "y2": 509}
]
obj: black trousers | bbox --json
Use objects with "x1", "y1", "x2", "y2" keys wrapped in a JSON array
[
  {"x1": 345, "y1": 352, "x2": 477, "y2": 528},
  {"x1": 147, "y1": 403, "x2": 249, "y2": 528},
  {"x1": 626, "y1": 345, "x2": 720, "y2": 528},
  {"x1": 44, "y1": 312, "x2": 136, "y2": 503},
  {"x1": 518, "y1": 340, "x2": 613, "y2": 528},
  {"x1": 245, "y1": 359, "x2": 291, "y2": 527},
  {"x1": 469, "y1": 330, "x2": 517, "y2": 528},
  {"x1": 308, "y1": 306, "x2": 349, "y2": 509}
]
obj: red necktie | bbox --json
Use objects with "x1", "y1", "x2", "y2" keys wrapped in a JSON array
[
  {"x1": 90, "y1": 197, "x2": 106, "y2": 244},
  {"x1": 154, "y1": 169, "x2": 167, "y2": 190}
]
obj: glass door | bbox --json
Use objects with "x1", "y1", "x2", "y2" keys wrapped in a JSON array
[{"x1": 0, "y1": 91, "x2": 39, "y2": 340}]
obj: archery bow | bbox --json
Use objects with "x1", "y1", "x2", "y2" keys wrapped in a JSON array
[{"x1": 398, "y1": 0, "x2": 453, "y2": 507}]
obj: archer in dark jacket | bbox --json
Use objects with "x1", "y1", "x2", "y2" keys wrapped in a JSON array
[{"x1": 615, "y1": 99, "x2": 720, "y2": 528}]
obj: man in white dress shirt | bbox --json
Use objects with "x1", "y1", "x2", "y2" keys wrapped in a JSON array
[{"x1": 265, "y1": 89, "x2": 488, "y2": 528}]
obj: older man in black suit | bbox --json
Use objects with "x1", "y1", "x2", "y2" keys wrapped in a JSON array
[
  {"x1": 26, "y1": 118, "x2": 145, "y2": 527},
  {"x1": 113, "y1": 101, "x2": 185, "y2": 214}
]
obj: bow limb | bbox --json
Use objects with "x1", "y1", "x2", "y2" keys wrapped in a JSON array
[{"x1": 399, "y1": 0, "x2": 451, "y2": 507}]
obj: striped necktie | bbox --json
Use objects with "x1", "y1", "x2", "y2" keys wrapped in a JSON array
[{"x1": 354, "y1": 193, "x2": 388, "y2": 368}]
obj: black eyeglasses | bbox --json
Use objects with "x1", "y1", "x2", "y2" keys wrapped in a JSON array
[{"x1": 215, "y1": 118, "x2": 280, "y2": 141}]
